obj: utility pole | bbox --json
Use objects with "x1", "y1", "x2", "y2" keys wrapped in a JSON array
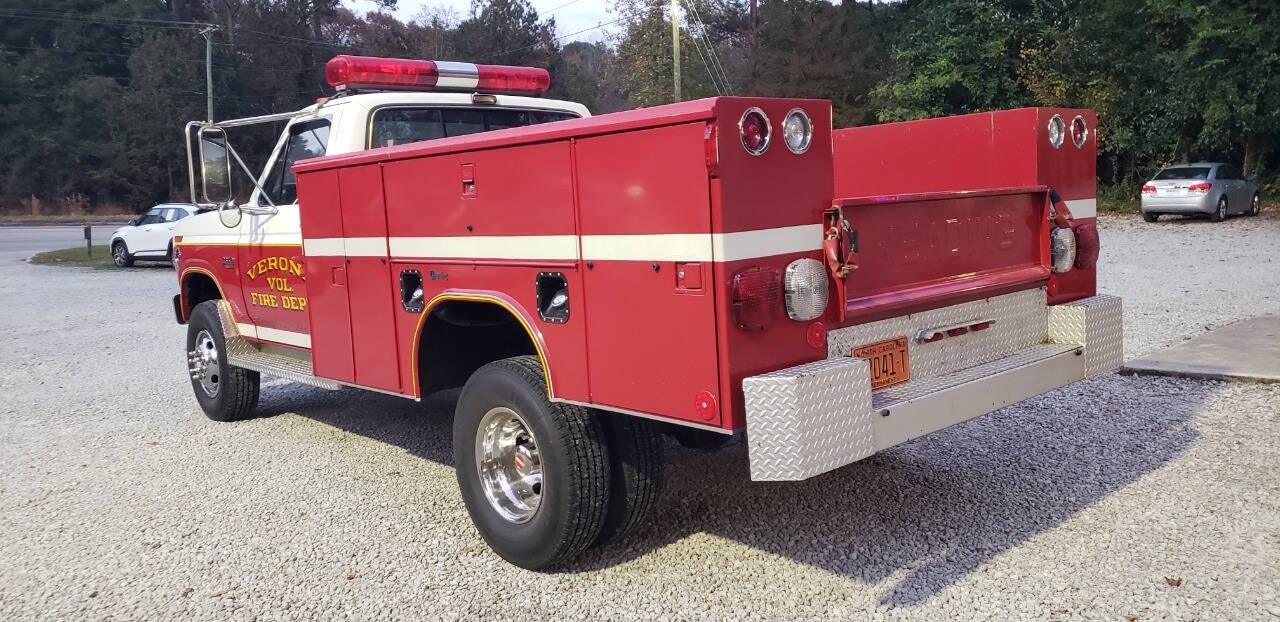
[
  {"x1": 198, "y1": 25, "x2": 219, "y2": 122},
  {"x1": 671, "y1": 0, "x2": 681, "y2": 102}
]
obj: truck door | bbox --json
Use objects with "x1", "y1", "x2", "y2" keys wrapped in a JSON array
[{"x1": 238, "y1": 118, "x2": 329, "y2": 349}]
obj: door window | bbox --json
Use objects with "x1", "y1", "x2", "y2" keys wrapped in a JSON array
[
  {"x1": 1217, "y1": 165, "x2": 1239, "y2": 180},
  {"x1": 261, "y1": 119, "x2": 331, "y2": 206}
]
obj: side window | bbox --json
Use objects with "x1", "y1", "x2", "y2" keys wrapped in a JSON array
[
  {"x1": 369, "y1": 107, "x2": 581, "y2": 149},
  {"x1": 170, "y1": 209, "x2": 190, "y2": 221},
  {"x1": 1217, "y1": 166, "x2": 1235, "y2": 180},
  {"x1": 261, "y1": 118, "x2": 331, "y2": 206},
  {"x1": 137, "y1": 213, "x2": 163, "y2": 226}
]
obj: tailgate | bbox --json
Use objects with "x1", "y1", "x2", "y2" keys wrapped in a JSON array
[{"x1": 833, "y1": 186, "x2": 1051, "y2": 323}]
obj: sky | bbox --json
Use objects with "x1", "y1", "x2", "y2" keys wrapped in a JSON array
[{"x1": 346, "y1": 0, "x2": 618, "y2": 46}]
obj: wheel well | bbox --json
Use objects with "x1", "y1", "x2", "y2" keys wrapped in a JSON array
[
  {"x1": 182, "y1": 272, "x2": 222, "y2": 320},
  {"x1": 417, "y1": 300, "x2": 539, "y2": 396}
]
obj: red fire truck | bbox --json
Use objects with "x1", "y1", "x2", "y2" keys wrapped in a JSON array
[{"x1": 174, "y1": 55, "x2": 1122, "y2": 569}]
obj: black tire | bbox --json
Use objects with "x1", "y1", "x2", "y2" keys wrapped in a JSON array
[
  {"x1": 593, "y1": 413, "x2": 664, "y2": 547},
  {"x1": 1249, "y1": 193, "x2": 1261, "y2": 216},
  {"x1": 453, "y1": 356, "x2": 610, "y2": 570},
  {"x1": 186, "y1": 301, "x2": 260, "y2": 422},
  {"x1": 166, "y1": 241, "x2": 175, "y2": 265},
  {"x1": 1211, "y1": 196, "x2": 1227, "y2": 222},
  {"x1": 111, "y1": 240, "x2": 134, "y2": 267},
  {"x1": 1142, "y1": 212, "x2": 1159, "y2": 223}
]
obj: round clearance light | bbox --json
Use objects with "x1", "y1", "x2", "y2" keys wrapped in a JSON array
[
  {"x1": 782, "y1": 108, "x2": 813, "y2": 154},
  {"x1": 739, "y1": 107, "x2": 771, "y2": 156},
  {"x1": 783, "y1": 258, "x2": 828, "y2": 321},
  {"x1": 1071, "y1": 115, "x2": 1088, "y2": 148},
  {"x1": 1047, "y1": 114, "x2": 1065, "y2": 149}
]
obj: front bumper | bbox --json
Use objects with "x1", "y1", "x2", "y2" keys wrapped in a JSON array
[{"x1": 742, "y1": 293, "x2": 1123, "y2": 481}]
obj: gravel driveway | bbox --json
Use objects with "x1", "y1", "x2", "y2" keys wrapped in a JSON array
[{"x1": 1, "y1": 214, "x2": 1277, "y2": 621}]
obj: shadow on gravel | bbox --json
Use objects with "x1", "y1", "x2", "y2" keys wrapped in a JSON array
[{"x1": 262, "y1": 373, "x2": 1206, "y2": 608}]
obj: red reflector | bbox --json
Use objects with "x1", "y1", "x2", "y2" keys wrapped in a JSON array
[
  {"x1": 1073, "y1": 220, "x2": 1099, "y2": 270},
  {"x1": 806, "y1": 321, "x2": 826, "y2": 349},
  {"x1": 1189, "y1": 182, "x2": 1212, "y2": 193},
  {"x1": 969, "y1": 321, "x2": 992, "y2": 332},
  {"x1": 693, "y1": 390, "x2": 718, "y2": 421},
  {"x1": 920, "y1": 333, "x2": 944, "y2": 343},
  {"x1": 946, "y1": 327, "x2": 969, "y2": 337},
  {"x1": 475, "y1": 65, "x2": 550, "y2": 96},
  {"x1": 731, "y1": 267, "x2": 781, "y2": 331}
]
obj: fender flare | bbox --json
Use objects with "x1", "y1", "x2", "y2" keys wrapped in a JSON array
[{"x1": 411, "y1": 290, "x2": 554, "y2": 399}]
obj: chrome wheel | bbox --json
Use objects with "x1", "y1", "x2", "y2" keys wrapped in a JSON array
[
  {"x1": 188, "y1": 329, "x2": 221, "y2": 398},
  {"x1": 112, "y1": 243, "x2": 126, "y2": 266},
  {"x1": 475, "y1": 407, "x2": 542, "y2": 523},
  {"x1": 1252, "y1": 194, "x2": 1261, "y2": 215}
]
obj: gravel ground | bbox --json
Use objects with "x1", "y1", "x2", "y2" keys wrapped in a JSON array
[{"x1": 1, "y1": 213, "x2": 1278, "y2": 621}]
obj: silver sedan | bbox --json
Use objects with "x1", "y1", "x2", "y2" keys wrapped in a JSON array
[{"x1": 1140, "y1": 162, "x2": 1261, "y2": 222}]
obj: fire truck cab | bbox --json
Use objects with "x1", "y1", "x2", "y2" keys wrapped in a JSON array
[{"x1": 174, "y1": 56, "x2": 1122, "y2": 570}]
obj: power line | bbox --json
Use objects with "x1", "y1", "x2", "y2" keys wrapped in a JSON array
[{"x1": 491, "y1": 16, "x2": 625, "y2": 59}]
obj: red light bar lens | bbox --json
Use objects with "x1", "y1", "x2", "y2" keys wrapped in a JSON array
[
  {"x1": 324, "y1": 55, "x2": 550, "y2": 95},
  {"x1": 476, "y1": 65, "x2": 551, "y2": 96}
]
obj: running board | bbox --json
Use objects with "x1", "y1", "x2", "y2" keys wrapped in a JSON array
[{"x1": 216, "y1": 301, "x2": 340, "y2": 390}]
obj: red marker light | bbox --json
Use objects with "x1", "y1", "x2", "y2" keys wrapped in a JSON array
[
  {"x1": 693, "y1": 390, "x2": 718, "y2": 421},
  {"x1": 739, "y1": 108, "x2": 770, "y2": 155},
  {"x1": 806, "y1": 321, "x2": 826, "y2": 350}
]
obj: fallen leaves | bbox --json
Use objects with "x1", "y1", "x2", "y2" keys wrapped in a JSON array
[{"x1": 1165, "y1": 576, "x2": 1182, "y2": 587}]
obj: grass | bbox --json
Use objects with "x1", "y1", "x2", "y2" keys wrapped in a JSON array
[{"x1": 29, "y1": 245, "x2": 123, "y2": 270}]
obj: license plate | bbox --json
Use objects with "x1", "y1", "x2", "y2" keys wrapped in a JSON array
[{"x1": 852, "y1": 337, "x2": 911, "y2": 390}]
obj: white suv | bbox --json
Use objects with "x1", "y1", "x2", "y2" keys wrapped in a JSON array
[{"x1": 110, "y1": 204, "x2": 198, "y2": 266}]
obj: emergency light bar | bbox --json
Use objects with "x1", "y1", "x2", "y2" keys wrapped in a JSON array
[{"x1": 324, "y1": 55, "x2": 550, "y2": 96}]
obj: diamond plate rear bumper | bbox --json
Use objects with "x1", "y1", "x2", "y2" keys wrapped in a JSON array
[{"x1": 743, "y1": 293, "x2": 1123, "y2": 481}]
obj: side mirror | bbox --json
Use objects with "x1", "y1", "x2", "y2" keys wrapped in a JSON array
[{"x1": 198, "y1": 127, "x2": 233, "y2": 205}]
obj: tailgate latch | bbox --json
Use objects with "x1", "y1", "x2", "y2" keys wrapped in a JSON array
[{"x1": 823, "y1": 205, "x2": 857, "y2": 322}]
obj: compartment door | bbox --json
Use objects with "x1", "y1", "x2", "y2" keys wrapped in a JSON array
[
  {"x1": 298, "y1": 169, "x2": 355, "y2": 383},
  {"x1": 337, "y1": 165, "x2": 401, "y2": 393},
  {"x1": 575, "y1": 124, "x2": 722, "y2": 425}
]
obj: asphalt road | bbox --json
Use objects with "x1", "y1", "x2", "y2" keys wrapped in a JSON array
[
  {"x1": 0, "y1": 225, "x2": 120, "y2": 262},
  {"x1": 1, "y1": 214, "x2": 1278, "y2": 620}
]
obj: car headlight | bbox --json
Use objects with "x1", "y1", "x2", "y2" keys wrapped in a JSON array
[
  {"x1": 783, "y1": 258, "x2": 828, "y2": 321},
  {"x1": 782, "y1": 108, "x2": 812, "y2": 154},
  {"x1": 1050, "y1": 227, "x2": 1077, "y2": 273}
]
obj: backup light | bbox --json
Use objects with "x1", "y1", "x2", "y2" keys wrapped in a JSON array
[
  {"x1": 1050, "y1": 227, "x2": 1077, "y2": 273},
  {"x1": 783, "y1": 258, "x2": 828, "y2": 321},
  {"x1": 782, "y1": 108, "x2": 813, "y2": 154},
  {"x1": 324, "y1": 55, "x2": 550, "y2": 95},
  {"x1": 1047, "y1": 114, "x2": 1065, "y2": 148}
]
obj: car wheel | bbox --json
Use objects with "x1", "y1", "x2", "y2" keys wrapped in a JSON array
[
  {"x1": 111, "y1": 241, "x2": 134, "y2": 267},
  {"x1": 187, "y1": 301, "x2": 260, "y2": 422},
  {"x1": 166, "y1": 241, "x2": 175, "y2": 265},
  {"x1": 593, "y1": 413, "x2": 664, "y2": 547},
  {"x1": 1142, "y1": 212, "x2": 1159, "y2": 223},
  {"x1": 454, "y1": 355, "x2": 610, "y2": 570},
  {"x1": 1249, "y1": 193, "x2": 1261, "y2": 216},
  {"x1": 1211, "y1": 196, "x2": 1227, "y2": 222}
]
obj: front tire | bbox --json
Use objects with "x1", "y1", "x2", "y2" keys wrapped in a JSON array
[
  {"x1": 1211, "y1": 196, "x2": 1227, "y2": 222},
  {"x1": 1249, "y1": 193, "x2": 1261, "y2": 216},
  {"x1": 454, "y1": 356, "x2": 610, "y2": 569},
  {"x1": 111, "y1": 241, "x2": 133, "y2": 267},
  {"x1": 186, "y1": 301, "x2": 260, "y2": 422}
]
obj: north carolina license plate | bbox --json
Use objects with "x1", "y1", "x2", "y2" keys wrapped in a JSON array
[{"x1": 852, "y1": 337, "x2": 911, "y2": 390}]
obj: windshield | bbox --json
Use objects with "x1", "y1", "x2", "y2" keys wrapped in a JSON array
[
  {"x1": 1153, "y1": 166, "x2": 1211, "y2": 181},
  {"x1": 370, "y1": 107, "x2": 578, "y2": 148}
]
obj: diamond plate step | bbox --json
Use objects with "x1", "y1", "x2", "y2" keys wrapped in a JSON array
[{"x1": 215, "y1": 301, "x2": 340, "y2": 390}]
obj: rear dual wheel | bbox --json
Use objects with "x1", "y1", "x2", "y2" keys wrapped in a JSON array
[{"x1": 453, "y1": 356, "x2": 663, "y2": 569}]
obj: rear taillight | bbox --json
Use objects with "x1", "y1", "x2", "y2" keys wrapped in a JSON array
[
  {"x1": 731, "y1": 267, "x2": 781, "y2": 330},
  {"x1": 1189, "y1": 182, "x2": 1212, "y2": 193},
  {"x1": 739, "y1": 108, "x2": 771, "y2": 156},
  {"x1": 1142, "y1": 184, "x2": 1157, "y2": 194},
  {"x1": 1047, "y1": 114, "x2": 1065, "y2": 148},
  {"x1": 1073, "y1": 221, "x2": 1099, "y2": 270}
]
